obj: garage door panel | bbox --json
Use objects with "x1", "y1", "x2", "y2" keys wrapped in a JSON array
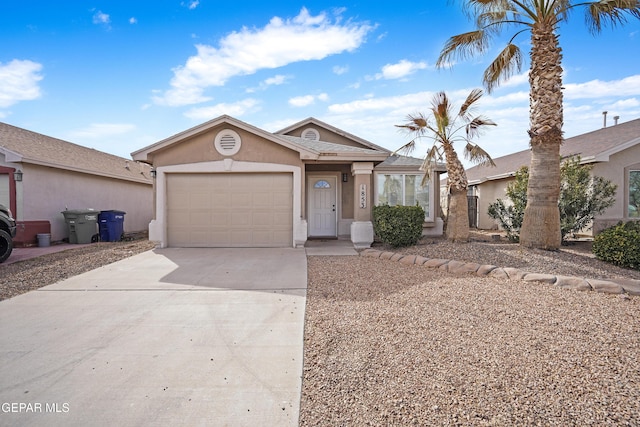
[{"x1": 166, "y1": 173, "x2": 292, "y2": 247}]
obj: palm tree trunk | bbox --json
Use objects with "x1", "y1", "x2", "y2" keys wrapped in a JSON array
[
  {"x1": 520, "y1": 22, "x2": 563, "y2": 250},
  {"x1": 444, "y1": 144, "x2": 469, "y2": 242}
]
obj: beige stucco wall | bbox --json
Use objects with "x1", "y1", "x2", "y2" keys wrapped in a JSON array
[
  {"x1": 284, "y1": 125, "x2": 365, "y2": 148},
  {"x1": 152, "y1": 125, "x2": 302, "y2": 168},
  {"x1": 16, "y1": 164, "x2": 152, "y2": 242}
]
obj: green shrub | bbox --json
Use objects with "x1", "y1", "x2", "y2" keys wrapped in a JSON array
[
  {"x1": 373, "y1": 204, "x2": 425, "y2": 248},
  {"x1": 592, "y1": 221, "x2": 640, "y2": 270}
]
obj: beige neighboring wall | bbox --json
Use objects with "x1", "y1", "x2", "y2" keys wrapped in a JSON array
[
  {"x1": 591, "y1": 143, "x2": 640, "y2": 232},
  {"x1": 21, "y1": 164, "x2": 153, "y2": 242},
  {"x1": 476, "y1": 179, "x2": 511, "y2": 230}
]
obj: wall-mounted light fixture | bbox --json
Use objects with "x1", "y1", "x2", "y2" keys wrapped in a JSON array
[
  {"x1": 14, "y1": 170, "x2": 23, "y2": 181},
  {"x1": 342, "y1": 173, "x2": 348, "y2": 182},
  {"x1": 150, "y1": 169, "x2": 157, "y2": 179}
]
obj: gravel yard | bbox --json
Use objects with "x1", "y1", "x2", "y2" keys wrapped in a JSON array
[
  {"x1": 301, "y1": 255, "x2": 640, "y2": 426},
  {"x1": 2, "y1": 235, "x2": 639, "y2": 425}
]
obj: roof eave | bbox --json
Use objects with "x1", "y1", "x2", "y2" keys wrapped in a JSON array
[
  {"x1": 131, "y1": 115, "x2": 319, "y2": 162},
  {"x1": 19, "y1": 157, "x2": 153, "y2": 184}
]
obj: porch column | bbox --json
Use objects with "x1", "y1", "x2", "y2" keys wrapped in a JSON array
[{"x1": 350, "y1": 162, "x2": 374, "y2": 249}]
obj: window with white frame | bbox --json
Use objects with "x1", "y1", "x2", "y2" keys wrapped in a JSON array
[
  {"x1": 630, "y1": 170, "x2": 640, "y2": 218},
  {"x1": 376, "y1": 173, "x2": 431, "y2": 220}
]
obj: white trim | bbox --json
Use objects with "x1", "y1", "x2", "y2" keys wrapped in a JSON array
[{"x1": 149, "y1": 160, "x2": 304, "y2": 248}]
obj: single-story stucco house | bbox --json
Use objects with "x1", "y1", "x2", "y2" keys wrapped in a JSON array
[
  {"x1": 465, "y1": 117, "x2": 640, "y2": 234},
  {"x1": 0, "y1": 122, "x2": 154, "y2": 245},
  {"x1": 132, "y1": 116, "x2": 445, "y2": 249}
]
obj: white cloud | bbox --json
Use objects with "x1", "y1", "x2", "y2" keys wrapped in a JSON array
[
  {"x1": 153, "y1": 8, "x2": 374, "y2": 106},
  {"x1": 289, "y1": 93, "x2": 329, "y2": 107},
  {"x1": 564, "y1": 75, "x2": 640, "y2": 99},
  {"x1": 289, "y1": 95, "x2": 315, "y2": 107},
  {"x1": 370, "y1": 59, "x2": 428, "y2": 80},
  {"x1": 129, "y1": 17, "x2": 138, "y2": 24},
  {"x1": 184, "y1": 98, "x2": 260, "y2": 120},
  {"x1": 264, "y1": 74, "x2": 288, "y2": 86},
  {"x1": 333, "y1": 65, "x2": 349, "y2": 75},
  {"x1": 69, "y1": 123, "x2": 136, "y2": 139},
  {"x1": 247, "y1": 74, "x2": 291, "y2": 93},
  {"x1": 92, "y1": 10, "x2": 111, "y2": 29},
  {"x1": 0, "y1": 59, "x2": 43, "y2": 108},
  {"x1": 182, "y1": 0, "x2": 199, "y2": 9}
]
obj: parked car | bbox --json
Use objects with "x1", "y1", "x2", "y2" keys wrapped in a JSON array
[{"x1": 0, "y1": 204, "x2": 17, "y2": 263}]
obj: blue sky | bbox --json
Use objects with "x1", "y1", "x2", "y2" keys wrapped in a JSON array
[{"x1": 3, "y1": 1, "x2": 640, "y2": 166}]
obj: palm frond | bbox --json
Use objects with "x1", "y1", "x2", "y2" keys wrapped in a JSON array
[
  {"x1": 483, "y1": 43, "x2": 522, "y2": 93},
  {"x1": 391, "y1": 139, "x2": 417, "y2": 157},
  {"x1": 431, "y1": 92, "x2": 452, "y2": 132},
  {"x1": 436, "y1": 30, "x2": 489, "y2": 68},
  {"x1": 585, "y1": 0, "x2": 640, "y2": 34},
  {"x1": 466, "y1": 116, "x2": 497, "y2": 139},
  {"x1": 459, "y1": 88, "x2": 484, "y2": 121},
  {"x1": 464, "y1": 142, "x2": 496, "y2": 167}
]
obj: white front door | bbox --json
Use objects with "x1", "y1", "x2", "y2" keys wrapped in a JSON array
[{"x1": 308, "y1": 176, "x2": 337, "y2": 237}]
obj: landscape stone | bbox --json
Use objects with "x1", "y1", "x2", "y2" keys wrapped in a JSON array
[
  {"x1": 449, "y1": 262, "x2": 481, "y2": 275},
  {"x1": 361, "y1": 249, "x2": 382, "y2": 258},
  {"x1": 587, "y1": 279, "x2": 624, "y2": 294},
  {"x1": 503, "y1": 267, "x2": 527, "y2": 280},
  {"x1": 523, "y1": 273, "x2": 557, "y2": 284},
  {"x1": 414, "y1": 256, "x2": 430, "y2": 265},
  {"x1": 399, "y1": 255, "x2": 417, "y2": 265},
  {"x1": 476, "y1": 265, "x2": 498, "y2": 276},
  {"x1": 380, "y1": 251, "x2": 395, "y2": 260},
  {"x1": 390, "y1": 253, "x2": 405, "y2": 262},
  {"x1": 440, "y1": 260, "x2": 465, "y2": 272},
  {"x1": 424, "y1": 258, "x2": 449, "y2": 268},
  {"x1": 488, "y1": 268, "x2": 508, "y2": 280},
  {"x1": 554, "y1": 275, "x2": 592, "y2": 291},
  {"x1": 609, "y1": 278, "x2": 640, "y2": 296}
]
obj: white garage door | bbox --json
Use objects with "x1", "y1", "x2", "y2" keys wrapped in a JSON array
[{"x1": 166, "y1": 173, "x2": 293, "y2": 247}]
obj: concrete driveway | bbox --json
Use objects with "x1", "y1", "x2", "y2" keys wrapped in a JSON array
[{"x1": 0, "y1": 248, "x2": 307, "y2": 427}]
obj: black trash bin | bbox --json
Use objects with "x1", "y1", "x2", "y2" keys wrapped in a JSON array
[{"x1": 98, "y1": 210, "x2": 126, "y2": 242}]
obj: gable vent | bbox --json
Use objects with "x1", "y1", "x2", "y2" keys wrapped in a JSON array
[
  {"x1": 302, "y1": 128, "x2": 320, "y2": 141},
  {"x1": 214, "y1": 129, "x2": 242, "y2": 156}
]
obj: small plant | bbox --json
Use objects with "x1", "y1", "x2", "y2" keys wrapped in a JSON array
[
  {"x1": 592, "y1": 221, "x2": 640, "y2": 270},
  {"x1": 487, "y1": 157, "x2": 616, "y2": 244},
  {"x1": 487, "y1": 166, "x2": 528, "y2": 242},
  {"x1": 373, "y1": 205, "x2": 425, "y2": 248}
]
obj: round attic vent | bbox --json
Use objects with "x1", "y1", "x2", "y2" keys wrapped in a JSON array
[
  {"x1": 214, "y1": 129, "x2": 241, "y2": 156},
  {"x1": 302, "y1": 127, "x2": 320, "y2": 141}
]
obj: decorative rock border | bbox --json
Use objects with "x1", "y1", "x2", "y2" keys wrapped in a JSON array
[{"x1": 361, "y1": 249, "x2": 640, "y2": 296}]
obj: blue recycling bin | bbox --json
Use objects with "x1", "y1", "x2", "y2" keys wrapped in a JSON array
[{"x1": 98, "y1": 210, "x2": 126, "y2": 242}]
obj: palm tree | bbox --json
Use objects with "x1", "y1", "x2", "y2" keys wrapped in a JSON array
[
  {"x1": 395, "y1": 89, "x2": 496, "y2": 242},
  {"x1": 437, "y1": 0, "x2": 640, "y2": 250}
]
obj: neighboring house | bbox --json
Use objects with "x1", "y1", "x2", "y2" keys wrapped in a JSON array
[
  {"x1": 0, "y1": 122, "x2": 153, "y2": 245},
  {"x1": 132, "y1": 115, "x2": 445, "y2": 249},
  {"x1": 465, "y1": 117, "x2": 640, "y2": 234}
]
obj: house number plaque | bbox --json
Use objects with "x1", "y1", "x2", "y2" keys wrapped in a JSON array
[{"x1": 359, "y1": 184, "x2": 367, "y2": 208}]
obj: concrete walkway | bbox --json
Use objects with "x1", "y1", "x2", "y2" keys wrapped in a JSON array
[{"x1": 0, "y1": 248, "x2": 307, "y2": 426}]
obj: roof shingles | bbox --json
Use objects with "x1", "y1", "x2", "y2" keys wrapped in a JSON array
[{"x1": 0, "y1": 122, "x2": 152, "y2": 183}]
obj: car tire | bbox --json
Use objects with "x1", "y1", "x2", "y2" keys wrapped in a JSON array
[{"x1": 0, "y1": 229, "x2": 13, "y2": 263}]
